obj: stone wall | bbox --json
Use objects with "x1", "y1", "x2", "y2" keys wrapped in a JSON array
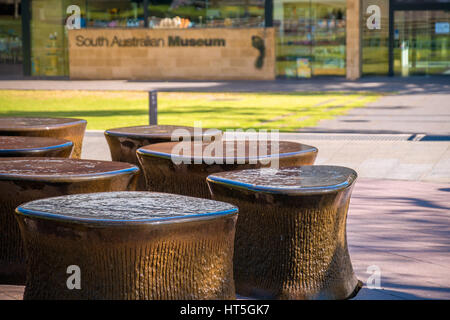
[{"x1": 68, "y1": 28, "x2": 275, "y2": 80}]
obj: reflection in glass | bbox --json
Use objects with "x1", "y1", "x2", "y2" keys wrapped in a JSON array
[
  {"x1": 87, "y1": 0, "x2": 145, "y2": 28},
  {"x1": 394, "y1": 10, "x2": 449, "y2": 76},
  {"x1": 362, "y1": 0, "x2": 389, "y2": 75},
  {"x1": 274, "y1": 0, "x2": 346, "y2": 78},
  {"x1": 393, "y1": 0, "x2": 450, "y2": 3},
  {"x1": 30, "y1": 0, "x2": 87, "y2": 76},
  {"x1": 27, "y1": 0, "x2": 266, "y2": 77},
  {"x1": 311, "y1": 1, "x2": 346, "y2": 76},
  {"x1": 147, "y1": 0, "x2": 264, "y2": 29}
]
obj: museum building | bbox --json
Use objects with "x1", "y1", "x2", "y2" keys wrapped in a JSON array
[{"x1": 0, "y1": 0, "x2": 448, "y2": 80}]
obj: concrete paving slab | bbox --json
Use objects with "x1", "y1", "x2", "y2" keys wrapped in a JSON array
[
  {"x1": 81, "y1": 131, "x2": 450, "y2": 183},
  {"x1": 347, "y1": 179, "x2": 450, "y2": 300},
  {"x1": 357, "y1": 159, "x2": 400, "y2": 179},
  {"x1": 301, "y1": 94, "x2": 450, "y2": 135}
]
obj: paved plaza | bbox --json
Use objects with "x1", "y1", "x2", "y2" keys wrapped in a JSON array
[
  {"x1": 0, "y1": 77, "x2": 449, "y2": 300},
  {"x1": 0, "y1": 76, "x2": 449, "y2": 94}
]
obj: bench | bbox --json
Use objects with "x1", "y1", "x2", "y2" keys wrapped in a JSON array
[
  {"x1": 15, "y1": 191, "x2": 238, "y2": 300},
  {"x1": 207, "y1": 165, "x2": 362, "y2": 300},
  {"x1": 0, "y1": 158, "x2": 139, "y2": 284}
]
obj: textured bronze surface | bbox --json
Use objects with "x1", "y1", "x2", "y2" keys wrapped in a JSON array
[
  {"x1": 0, "y1": 158, "x2": 139, "y2": 284},
  {"x1": 0, "y1": 136, "x2": 73, "y2": 158},
  {"x1": 137, "y1": 140, "x2": 318, "y2": 199},
  {"x1": 15, "y1": 191, "x2": 238, "y2": 300},
  {"x1": 207, "y1": 166, "x2": 361, "y2": 300},
  {"x1": 105, "y1": 125, "x2": 222, "y2": 190},
  {"x1": 0, "y1": 117, "x2": 87, "y2": 159}
]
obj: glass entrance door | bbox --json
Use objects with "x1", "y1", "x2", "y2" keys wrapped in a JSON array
[{"x1": 393, "y1": 10, "x2": 450, "y2": 76}]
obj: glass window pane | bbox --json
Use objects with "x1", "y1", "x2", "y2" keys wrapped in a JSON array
[
  {"x1": 274, "y1": 0, "x2": 310, "y2": 78},
  {"x1": 362, "y1": 0, "x2": 389, "y2": 75},
  {"x1": 310, "y1": 0, "x2": 346, "y2": 76},
  {"x1": 87, "y1": 0, "x2": 145, "y2": 28},
  {"x1": 206, "y1": 0, "x2": 265, "y2": 28},
  {"x1": 0, "y1": 0, "x2": 22, "y2": 76},
  {"x1": 147, "y1": 1, "x2": 264, "y2": 29},
  {"x1": 148, "y1": 0, "x2": 207, "y2": 28},
  {"x1": 31, "y1": 0, "x2": 87, "y2": 76},
  {"x1": 394, "y1": 10, "x2": 450, "y2": 76}
]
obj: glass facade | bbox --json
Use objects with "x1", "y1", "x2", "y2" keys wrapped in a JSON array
[
  {"x1": 28, "y1": 0, "x2": 264, "y2": 76},
  {"x1": 147, "y1": 0, "x2": 207, "y2": 28},
  {"x1": 393, "y1": 10, "x2": 449, "y2": 76},
  {"x1": 3, "y1": 0, "x2": 449, "y2": 78},
  {"x1": 274, "y1": 0, "x2": 346, "y2": 78},
  {"x1": 362, "y1": 0, "x2": 389, "y2": 75},
  {"x1": 394, "y1": 0, "x2": 450, "y2": 3},
  {"x1": 0, "y1": 0, "x2": 22, "y2": 76},
  {"x1": 362, "y1": 0, "x2": 450, "y2": 76}
]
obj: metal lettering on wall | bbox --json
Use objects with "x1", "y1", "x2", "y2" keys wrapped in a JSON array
[
  {"x1": 75, "y1": 35, "x2": 226, "y2": 48},
  {"x1": 362, "y1": 0, "x2": 390, "y2": 75},
  {"x1": 66, "y1": 5, "x2": 81, "y2": 30},
  {"x1": 366, "y1": 5, "x2": 382, "y2": 30}
]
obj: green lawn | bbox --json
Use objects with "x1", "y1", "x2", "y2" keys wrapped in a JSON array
[{"x1": 0, "y1": 90, "x2": 381, "y2": 131}]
